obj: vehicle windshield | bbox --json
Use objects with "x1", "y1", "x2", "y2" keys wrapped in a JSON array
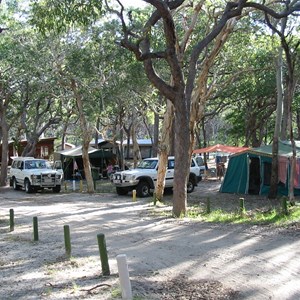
[
  {"x1": 137, "y1": 159, "x2": 158, "y2": 169},
  {"x1": 25, "y1": 160, "x2": 51, "y2": 169}
]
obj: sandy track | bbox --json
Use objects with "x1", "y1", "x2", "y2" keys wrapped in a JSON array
[{"x1": 0, "y1": 182, "x2": 300, "y2": 299}]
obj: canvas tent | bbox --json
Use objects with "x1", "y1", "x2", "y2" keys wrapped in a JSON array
[
  {"x1": 55, "y1": 146, "x2": 117, "y2": 179},
  {"x1": 220, "y1": 141, "x2": 300, "y2": 196}
]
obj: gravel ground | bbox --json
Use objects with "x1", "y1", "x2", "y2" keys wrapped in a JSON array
[{"x1": 0, "y1": 179, "x2": 300, "y2": 300}]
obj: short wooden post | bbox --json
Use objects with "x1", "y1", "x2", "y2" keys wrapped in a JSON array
[
  {"x1": 206, "y1": 197, "x2": 211, "y2": 214},
  {"x1": 117, "y1": 254, "x2": 132, "y2": 299},
  {"x1": 132, "y1": 189, "x2": 136, "y2": 202},
  {"x1": 97, "y1": 233, "x2": 110, "y2": 276},
  {"x1": 64, "y1": 225, "x2": 71, "y2": 258},
  {"x1": 9, "y1": 209, "x2": 14, "y2": 232},
  {"x1": 79, "y1": 180, "x2": 83, "y2": 192},
  {"x1": 239, "y1": 198, "x2": 246, "y2": 216},
  {"x1": 33, "y1": 216, "x2": 39, "y2": 241}
]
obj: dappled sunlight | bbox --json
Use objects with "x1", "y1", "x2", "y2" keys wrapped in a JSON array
[{"x1": 1, "y1": 189, "x2": 300, "y2": 299}]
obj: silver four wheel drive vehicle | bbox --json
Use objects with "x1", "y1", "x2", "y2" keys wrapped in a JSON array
[
  {"x1": 9, "y1": 157, "x2": 64, "y2": 193},
  {"x1": 111, "y1": 156, "x2": 205, "y2": 197}
]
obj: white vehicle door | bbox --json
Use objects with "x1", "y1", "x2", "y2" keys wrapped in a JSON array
[
  {"x1": 165, "y1": 159, "x2": 175, "y2": 187},
  {"x1": 15, "y1": 160, "x2": 24, "y2": 183}
]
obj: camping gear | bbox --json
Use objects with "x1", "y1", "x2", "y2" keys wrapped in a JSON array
[{"x1": 220, "y1": 141, "x2": 300, "y2": 195}]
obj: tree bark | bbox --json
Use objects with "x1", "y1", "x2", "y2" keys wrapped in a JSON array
[
  {"x1": 269, "y1": 44, "x2": 284, "y2": 199},
  {"x1": 131, "y1": 122, "x2": 141, "y2": 168},
  {"x1": 155, "y1": 99, "x2": 174, "y2": 202},
  {"x1": 172, "y1": 93, "x2": 190, "y2": 217},
  {"x1": 153, "y1": 110, "x2": 159, "y2": 157},
  {"x1": 0, "y1": 108, "x2": 9, "y2": 186},
  {"x1": 70, "y1": 79, "x2": 94, "y2": 193}
]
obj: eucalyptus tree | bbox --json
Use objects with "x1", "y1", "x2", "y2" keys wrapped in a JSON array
[
  {"x1": 265, "y1": 9, "x2": 300, "y2": 200},
  {"x1": 18, "y1": 38, "x2": 65, "y2": 156},
  {"x1": 209, "y1": 33, "x2": 277, "y2": 146},
  {"x1": 0, "y1": 25, "x2": 51, "y2": 185},
  {"x1": 29, "y1": 0, "x2": 299, "y2": 215},
  {"x1": 50, "y1": 32, "x2": 112, "y2": 193},
  {"x1": 108, "y1": 0, "x2": 299, "y2": 216}
]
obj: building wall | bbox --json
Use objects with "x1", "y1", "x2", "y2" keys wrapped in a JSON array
[{"x1": 0, "y1": 138, "x2": 56, "y2": 165}]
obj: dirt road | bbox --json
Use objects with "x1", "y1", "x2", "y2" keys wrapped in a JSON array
[{"x1": 0, "y1": 181, "x2": 300, "y2": 299}]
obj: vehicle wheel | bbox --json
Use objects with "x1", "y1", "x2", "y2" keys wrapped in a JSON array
[
  {"x1": 187, "y1": 178, "x2": 195, "y2": 193},
  {"x1": 24, "y1": 179, "x2": 33, "y2": 193},
  {"x1": 136, "y1": 181, "x2": 150, "y2": 197},
  {"x1": 116, "y1": 187, "x2": 129, "y2": 196},
  {"x1": 12, "y1": 178, "x2": 20, "y2": 190},
  {"x1": 53, "y1": 186, "x2": 61, "y2": 193}
]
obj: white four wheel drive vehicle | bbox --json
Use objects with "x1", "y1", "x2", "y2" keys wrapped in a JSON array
[
  {"x1": 9, "y1": 157, "x2": 64, "y2": 193},
  {"x1": 111, "y1": 156, "x2": 205, "y2": 197}
]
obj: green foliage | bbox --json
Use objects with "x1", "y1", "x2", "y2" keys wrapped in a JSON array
[
  {"x1": 209, "y1": 31, "x2": 277, "y2": 146},
  {"x1": 29, "y1": 0, "x2": 103, "y2": 34}
]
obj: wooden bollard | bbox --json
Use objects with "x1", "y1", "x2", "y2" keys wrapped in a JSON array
[
  {"x1": 206, "y1": 197, "x2": 211, "y2": 214},
  {"x1": 9, "y1": 209, "x2": 14, "y2": 232},
  {"x1": 64, "y1": 225, "x2": 71, "y2": 258},
  {"x1": 132, "y1": 189, "x2": 136, "y2": 202},
  {"x1": 239, "y1": 197, "x2": 246, "y2": 216},
  {"x1": 117, "y1": 254, "x2": 132, "y2": 299},
  {"x1": 97, "y1": 233, "x2": 110, "y2": 276},
  {"x1": 33, "y1": 216, "x2": 39, "y2": 241}
]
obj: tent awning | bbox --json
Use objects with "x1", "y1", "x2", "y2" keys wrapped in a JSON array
[
  {"x1": 193, "y1": 144, "x2": 248, "y2": 154},
  {"x1": 55, "y1": 146, "x2": 101, "y2": 157}
]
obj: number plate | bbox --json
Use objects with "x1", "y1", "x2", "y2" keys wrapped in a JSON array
[
  {"x1": 43, "y1": 178, "x2": 53, "y2": 183},
  {"x1": 114, "y1": 180, "x2": 121, "y2": 184}
]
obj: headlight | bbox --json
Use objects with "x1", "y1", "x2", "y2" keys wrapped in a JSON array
[
  {"x1": 114, "y1": 174, "x2": 122, "y2": 180},
  {"x1": 124, "y1": 174, "x2": 136, "y2": 181}
]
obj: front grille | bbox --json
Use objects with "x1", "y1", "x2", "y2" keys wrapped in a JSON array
[
  {"x1": 31, "y1": 174, "x2": 58, "y2": 187},
  {"x1": 42, "y1": 174, "x2": 56, "y2": 184}
]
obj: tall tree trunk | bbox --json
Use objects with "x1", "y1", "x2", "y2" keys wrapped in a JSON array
[
  {"x1": 119, "y1": 126, "x2": 125, "y2": 170},
  {"x1": 124, "y1": 124, "x2": 131, "y2": 160},
  {"x1": 21, "y1": 136, "x2": 38, "y2": 157},
  {"x1": 269, "y1": 46, "x2": 284, "y2": 199},
  {"x1": 173, "y1": 93, "x2": 190, "y2": 217},
  {"x1": 71, "y1": 79, "x2": 94, "y2": 193},
  {"x1": 289, "y1": 137, "x2": 296, "y2": 204},
  {"x1": 155, "y1": 99, "x2": 174, "y2": 202},
  {"x1": 131, "y1": 123, "x2": 141, "y2": 168},
  {"x1": 189, "y1": 20, "x2": 236, "y2": 154},
  {"x1": 287, "y1": 79, "x2": 297, "y2": 204},
  {"x1": 0, "y1": 109, "x2": 9, "y2": 186},
  {"x1": 296, "y1": 110, "x2": 300, "y2": 139},
  {"x1": 152, "y1": 109, "x2": 160, "y2": 157}
]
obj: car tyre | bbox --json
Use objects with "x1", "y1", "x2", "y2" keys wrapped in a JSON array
[
  {"x1": 24, "y1": 179, "x2": 33, "y2": 193},
  {"x1": 136, "y1": 181, "x2": 150, "y2": 197},
  {"x1": 12, "y1": 178, "x2": 20, "y2": 190},
  {"x1": 187, "y1": 178, "x2": 195, "y2": 193}
]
